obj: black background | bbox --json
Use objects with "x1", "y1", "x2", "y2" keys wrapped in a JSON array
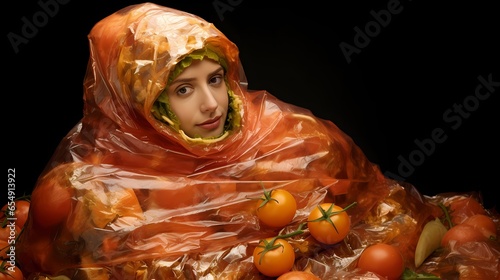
[{"x1": 4, "y1": 1, "x2": 498, "y2": 209}]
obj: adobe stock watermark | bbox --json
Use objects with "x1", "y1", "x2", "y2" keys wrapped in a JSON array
[
  {"x1": 7, "y1": 0, "x2": 70, "y2": 54},
  {"x1": 5, "y1": 168, "x2": 18, "y2": 272},
  {"x1": 340, "y1": 0, "x2": 412, "y2": 64},
  {"x1": 212, "y1": 0, "x2": 244, "y2": 21},
  {"x1": 384, "y1": 73, "x2": 499, "y2": 181}
]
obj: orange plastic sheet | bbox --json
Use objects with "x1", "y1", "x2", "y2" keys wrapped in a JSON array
[{"x1": 16, "y1": 3, "x2": 499, "y2": 279}]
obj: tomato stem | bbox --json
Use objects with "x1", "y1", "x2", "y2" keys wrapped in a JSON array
[
  {"x1": 266, "y1": 223, "x2": 306, "y2": 249},
  {"x1": 307, "y1": 202, "x2": 357, "y2": 233},
  {"x1": 16, "y1": 194, "x2": 32, "y2": 202},
  {"x1": 258, "y1": 189, "x2": 279, "y2": 209},
  {"x1": 438, "y1": 202, "x2": 454, "y2": 228},
  {"x1": 256, "y1": 223, "x2": 306, "y2": 265},
  {"x1": 245, "y1": 182, "x2": 279, "y2": 209},
  {"x1": 0, "y1": 259, "x2": 8, "y2": 272}
]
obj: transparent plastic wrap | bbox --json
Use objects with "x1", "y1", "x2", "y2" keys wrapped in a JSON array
[{"x1": 15, "y1": 3, "x2": 499, "y2": 279}]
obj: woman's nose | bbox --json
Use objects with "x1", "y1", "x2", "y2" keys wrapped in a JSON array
[{"x1": 199, "y1": 87, "x2": 218, "y2": 112}]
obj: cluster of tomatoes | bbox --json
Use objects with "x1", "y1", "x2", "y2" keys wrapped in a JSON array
[
  {"x1": 0, "y1": 198, "x2": 30, "y2": 280},
  {"x1": 441, "y1": 196, "x2": 497, "y2": 247},
  {"x1": 414, "y1": 195, "x2": 499, "y2": 278},
  {"x1": 250, "y1": 187, "x2": 351, "y2": 278},
  {"x1": 3, "y1": 188, "x2": 493, "y2": 280},
  {"x1": 250, "y1": 187, "x2": 405, "y2": 279}
]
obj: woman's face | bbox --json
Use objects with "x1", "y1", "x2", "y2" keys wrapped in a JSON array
[{"x1": 167, "y1": 59, "x2": 229, "y2": 138}]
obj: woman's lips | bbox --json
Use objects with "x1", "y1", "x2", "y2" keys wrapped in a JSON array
[{"x1": 197, "y1": 116, "x2": 221, "y2": 130}]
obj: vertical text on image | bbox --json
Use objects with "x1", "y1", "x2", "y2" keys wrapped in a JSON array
[{"x1": 5, "y1": 168, "x2": 18, "y2": 271}]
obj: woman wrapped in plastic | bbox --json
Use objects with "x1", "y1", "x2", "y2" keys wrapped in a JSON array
[{"x1": 17, "y1": 3, "x2": 499, "y2": 279}]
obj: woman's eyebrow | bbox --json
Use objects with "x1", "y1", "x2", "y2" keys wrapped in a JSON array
[
  {"x1": 171, "y1": 77, "x2": 195, "y2": 84},
  {"x1": 208, "y1": 66, "x2": 224, "y2": 77},
  {"x1": 171, "y1": 66, "x2": 224, "y2": 84}
]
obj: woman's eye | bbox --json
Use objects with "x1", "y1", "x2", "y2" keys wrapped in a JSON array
[
  {"x1": 176, "y1": 86, "x2": 193, "y2": 96},
  {"x1": 209, "y1": 75, "x2": 223, "y2": 85}
]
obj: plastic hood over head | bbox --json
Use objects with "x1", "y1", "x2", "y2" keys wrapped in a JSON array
[
  {"x1": 84, "y1": 2, "x2": 244, "y2": 151},
  {"x1": 17, "y1": 3, "x2": 483, "y2": 279}
]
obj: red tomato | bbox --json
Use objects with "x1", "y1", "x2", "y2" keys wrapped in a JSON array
[
  {"x1": 0, "y1": 263, "x2": 24, "y2": 280},
  {"x1": 253, "y1": 238, "x2": 295, "y2": 277},
  {"x1": 30, "y1": 179, "x2": 72, "y2": 228},
  {"x1": 277, "y1": 271, "x2": 321, "y2": 280},
  {"x1": 307, "y1": 203, "x2": 351, "y2": 244},
  {"x1": 441, "y1": 223, "x2": 486, "y2": 247},
  {"x1": 462, "y1": 214, "x2": 497, "y2": 240},
  {"x1": 357, "y1": 243, "x2": 405, "y2": 280},
  {"x1": 448, "y1": 196, "x2": 486, "y2": 225},
  {"x1": 255, "y1": 189, "x2": 297, "y2": 228},
  {"x1": 1, "y1": 199, "x2": 30, "y2": 230}
]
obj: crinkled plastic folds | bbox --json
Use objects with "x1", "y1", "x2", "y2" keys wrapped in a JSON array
[{"x1": 17, "y1": 3, "x2": 499, "y2": 279}]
